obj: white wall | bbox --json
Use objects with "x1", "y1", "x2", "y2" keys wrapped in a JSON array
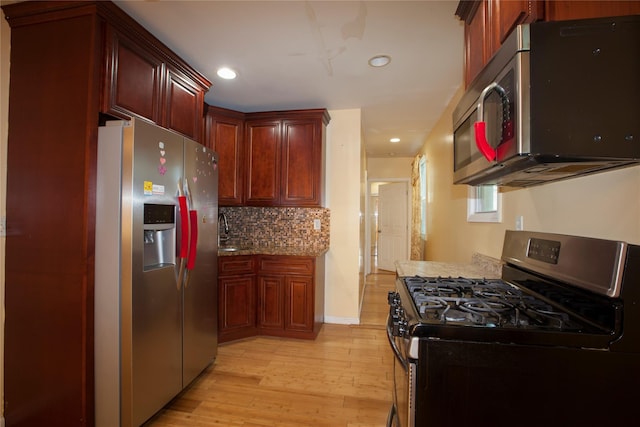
[
  {"x1": 324, "y1": 109, "x2": 362, "y2": 324},
  {"x1": 367, "y1": 157, "x2": 413, "y2": 179}
]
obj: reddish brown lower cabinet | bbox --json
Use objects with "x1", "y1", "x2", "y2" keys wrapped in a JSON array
[
  {"x1": 285, "y1": 275, "x2": 315, "y2": 333},
  {"x1": 218, "y1": 254, "x2": 325, "y2": 342},
  {"x1": 258, "y1": 274, "x2": 286, "y2": 330},
  {"x1": 218, "y1": 255, "x2": 257, "y2": 343},
  {"x1": 258, "y1": 255, "x2": 324, "y2": 339}
]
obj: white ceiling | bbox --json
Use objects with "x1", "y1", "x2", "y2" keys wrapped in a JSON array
[{"x1": 114, "y1": 0, "x2": 464, "y2": 158}]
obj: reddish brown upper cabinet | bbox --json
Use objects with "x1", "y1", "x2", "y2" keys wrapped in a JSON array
[
  {"x1": 545, "y1": 0, "x2": 640, "y2": 21},
  {"x1": 245, "y1": 109, "x2": 330, "y2": 207},
  {"x1": 1, "y1": 1, "x2": 210, "y2": 425},
  {"x1": 205, "y1": 106, "x2": 245, "y2": 206},
  {"x1": 206, "y1": 106, "x2": 330, "y2": 207},
  {"x1": 102, "y1": 10, "x2": 210, "y2": 142},
  {"x1": 280, "y1": 118, "x2": 325, "y2": 206},
  {"x1": 163, "y1": 68, "x2": 206, "y2": 141},
  {"x1": 456, "y1": 0, "x2": 640, "y2": 87},
  {"x1": 457, "y1": 0, "x2": 541, "y2": 86},
  {"x1": 102, "y1": 25, "x2": 164, "y2": 124},
  {"x1": 206, "y1": 108, "x2": 329, "y2": 207},
  {"x1": 490, "y1": 0, "x2": 543, "y2": 49},
  {"x1": 458, "y1": 0, "x2": 488, "y2": 88},
  {"x1": 244, "y1": 118, "x2": 282, "y2": 206}
]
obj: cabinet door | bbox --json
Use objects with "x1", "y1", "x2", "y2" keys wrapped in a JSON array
[
  {"x1": 102, "y1": 25, "x2": 163, "y2": 122},
  {"x1": 280, "y1": 119, "x2": 323, "y2": 206},
  {"x1": 245, "y1": 120, "x2": 281, "y2": 205},
  {"x1": 285, "y1": 275, "x2": 314, "y2": 332},
  {"x1": 490, "y1": 0, "x2": 542, "y2": 48},
  {"x1": 218, "y1": 274, "x2": 256, "y2": 342},
  {"x1": 258, "y1": 274, "x2": 285, "y2": 330},
  {"x1": 164, "y1": 68, "x2": 205, "y2": 141},
  {"x1": 207, "y1": 110, "x2": 245, "y2": 206},
  {"x1": 459, "y1": 0, "x2": 542, "y2": 86},
  {"x1": 463, "y1": 1, "x2": 489, "y2": 87}
]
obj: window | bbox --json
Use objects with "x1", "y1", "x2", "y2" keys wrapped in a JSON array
[
  {"x1": 467, "y1": 184, "x2": 502, "y2": 223},
  {"x1": 419, "y1": 156, "x2": 427, "y2": 237}
]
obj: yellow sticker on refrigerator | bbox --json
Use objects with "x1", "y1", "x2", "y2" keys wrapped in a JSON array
[{"x1": 143, "y1": 181, "x2": 165, "y2": 196}]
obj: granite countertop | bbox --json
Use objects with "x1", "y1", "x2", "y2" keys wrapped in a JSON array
[
  {"x1": 395, "y1": 253, "x2": 503, "y2": 279},
  {"x1": 218, "y1": 245, "x2": 329, "y2": 257}
]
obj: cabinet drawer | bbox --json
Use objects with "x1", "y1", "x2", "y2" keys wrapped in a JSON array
[
  {"x1": 258, "y1": 256, "x2": 314, "y2": 275},
  {"x1": 219, "y1": 255, "x2": 255, "y2": 275}
]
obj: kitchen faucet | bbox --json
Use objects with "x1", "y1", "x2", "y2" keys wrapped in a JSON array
[{"x1": 218, "y1": 212, "x2": 230, "y2": 244}]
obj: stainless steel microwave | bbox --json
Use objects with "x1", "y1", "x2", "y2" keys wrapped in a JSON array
[{"x1": 452, "y1": 15, "x2": 640, "y2": 187}]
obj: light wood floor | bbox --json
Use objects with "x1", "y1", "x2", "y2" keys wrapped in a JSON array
[{"x1": 146, "y1": 271, "x2": 396, "y2": 427}]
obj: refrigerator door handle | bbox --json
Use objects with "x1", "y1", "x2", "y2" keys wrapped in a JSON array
[
  {"x1": 177, "y1": 192, "x2": 189, "y2": 290},
  {"x1": 186, "y1": 210, "x2": 198, "y2": 272},
  {"x1": 182, "y1": 179, "x2": 198, "y2": 288},
  {"x1": 178, "y1": 193, "x2": 190, "y2": 259}
]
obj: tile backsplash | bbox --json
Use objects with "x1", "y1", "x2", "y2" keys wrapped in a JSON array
[{"x1": 219, "y1": 207, "x2": 330, "y2": 249}]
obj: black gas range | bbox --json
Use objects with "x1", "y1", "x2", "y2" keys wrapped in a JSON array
[{"x1": 387, "y1": 231, "x2": 640, "y2": 427}]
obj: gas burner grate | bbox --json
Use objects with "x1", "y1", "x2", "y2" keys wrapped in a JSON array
[{"x1": 403, "y1": 275, "x2": 584, "y2": 330}]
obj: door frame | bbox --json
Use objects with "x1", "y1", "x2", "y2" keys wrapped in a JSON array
[{"x1": 364, "y1": 177, "x2": 411, "y2": 276}]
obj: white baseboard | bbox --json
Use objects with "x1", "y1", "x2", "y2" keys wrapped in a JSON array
[{"x1": 324, "y1": 316, "x2": 359, "y2": 325}]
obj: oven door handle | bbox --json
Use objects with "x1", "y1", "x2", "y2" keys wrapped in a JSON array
[{"x1": 386, "y1": 315, "x2": 409, "y2": 371}]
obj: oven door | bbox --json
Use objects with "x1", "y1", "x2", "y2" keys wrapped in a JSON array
[{"x1": 386, "y1": 316, "x2": 416, "y2": 427}]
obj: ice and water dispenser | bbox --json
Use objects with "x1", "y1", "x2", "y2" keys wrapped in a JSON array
[{"x1": 143, "y1": 204, "x2": 176, "y2": 270}]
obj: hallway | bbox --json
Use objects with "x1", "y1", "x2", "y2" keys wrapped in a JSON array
[{"x1": 146, "y1": 272, "x2": 396, "y2": 427}]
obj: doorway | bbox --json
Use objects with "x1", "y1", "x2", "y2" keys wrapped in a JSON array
[{"x1": 365, "y1": 179, "x2": 410, "y2": 275}]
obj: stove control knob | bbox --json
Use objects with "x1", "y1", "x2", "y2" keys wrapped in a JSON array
[
  {"x1": 397, "y1": 319, "x2": 408, "y2": 337},
  {"x1": 392, "y1": 321, "x2": 401, "y2": 336},
  {"x1": 387, "y1": 291, "x2": 400, "y2": 306}
]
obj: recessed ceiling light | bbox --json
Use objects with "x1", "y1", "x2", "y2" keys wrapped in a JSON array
[
  {"x1": 368, "y1": 55, "x2": 391, "y2": 68},
  {"x1": 390, "y1": 137, "x2": 400, "y2": 143},
  {"x1": 217, "y1": 67, "x2": 237, "y2": 80}
]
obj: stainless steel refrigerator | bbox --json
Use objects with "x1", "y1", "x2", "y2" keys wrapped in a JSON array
[{"x1": 95, "y1": 118, "x2": 218, "y2": 427}]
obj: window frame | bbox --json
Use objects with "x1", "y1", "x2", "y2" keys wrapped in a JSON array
[
  {"x1": 467, "y1": 184, "x2": 502, "y2": 223},
  {"x1": 419, "y1": 156, "x2": 427, "y2": 238}
]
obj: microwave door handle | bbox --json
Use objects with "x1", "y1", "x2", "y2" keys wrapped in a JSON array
[
  {"x1": 474, "y1": 122, "x2": 496, "y2": 162},
  {"x1": 474, "y1": 82, "x2": 508, "y2": 162}
]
